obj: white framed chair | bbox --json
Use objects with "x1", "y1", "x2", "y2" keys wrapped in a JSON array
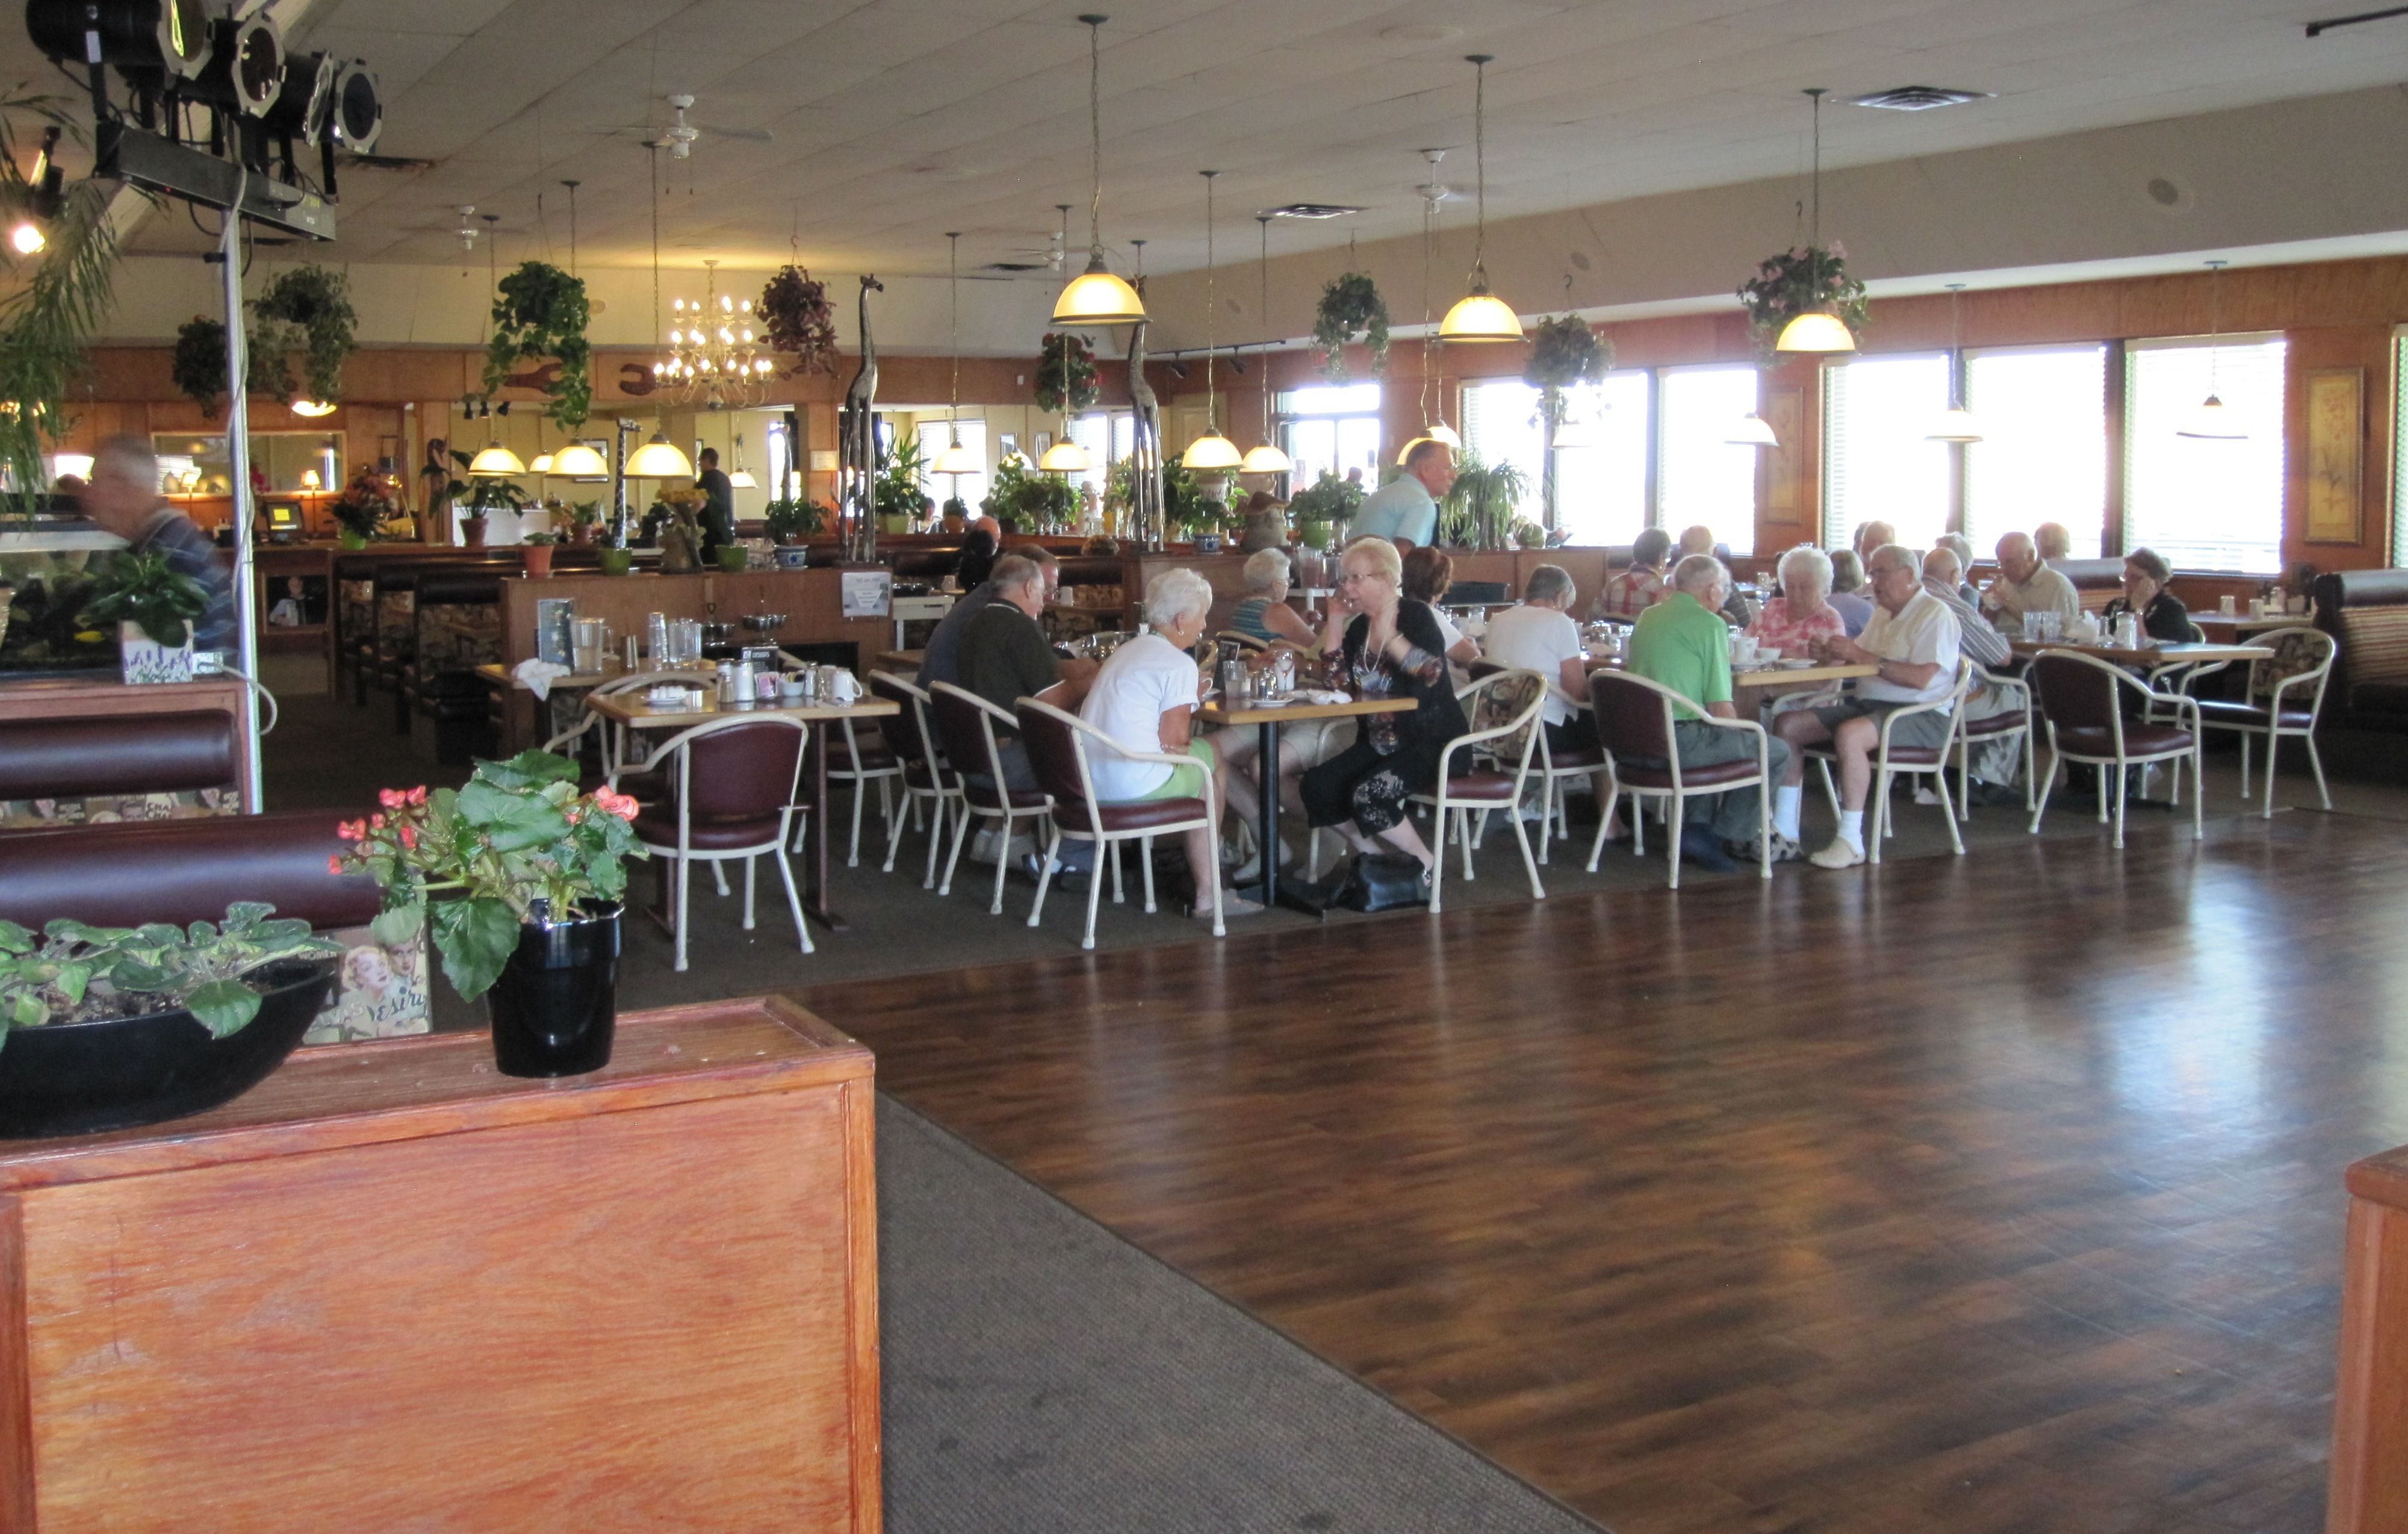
[
  {"x1": 1802, "y1": 659, "x2": 1974, "y2": 863},
  {"x1": 868, "y1": 671, "x2": 965, "y2": 887},
  {"x1": 1948, "y1": 663, "x2": 2035, "y2": 819},
  {"x1": 1014, "y1": 697, "x2": 1225, "y2": 949},
  {"x1": 616, "y1": 715, "x2": 813, "y2": 973},
  {"x1": 1583, "y1": 670, "x2": 1773, "y2": 890},
  {"x1": 1407, "y1": 668, "x2": 1548, "y2": 913},
  {"x1": 2190, "y1": 626, "x2": 2335, "y2": 817},
  {"x1": 820, "y1": 710, "x2": 904, "y2": 867},
  {"x1": 1459, "y1": 659, "x2": 1601, "y2": 862},
  {"x1": 542, "y1": 670, "x2": 694, "y2": 791},
  {"x1": 2027, "y1": 649, "x2": 2203, "y2": 849},
  {"x1": 928, "y1": 682, "x2": 1056, "y2": 914}
]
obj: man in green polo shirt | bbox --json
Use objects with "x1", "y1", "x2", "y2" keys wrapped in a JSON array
[{"x1": 1624, "y1": 553, "x2": 1792, "y2": 871}]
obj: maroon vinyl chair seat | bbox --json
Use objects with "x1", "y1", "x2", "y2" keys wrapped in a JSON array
[
  {"x1": 630, "y1": 804, "x2": 787, "y2": 851},
  {"x1": 2052, "y1": 722, "x2": 2195, "y2": 758},
  {"x1": 623, "y1": 716, "x2": 814, "y2": 971},
  {"x1": 0, "y1": 810, "x2": 382, "y2": 933},
  {"x1": 1014, "y1": 696, "x2": 1225, "y2": 949},
  {"x1": 1585, "y1": 669, "x2": 1773, "y2": 889},
  {"x1": 1408, "y1": 670, "x2": 1550, "y2": 911},
  {"x1": 1960, "y1": 709, "x2": 2029, "y2": 738},
  {"x1": 0, "y1": 712, "x2": 237, "y2": 802},
  {"x1": 2027, "y1": 649, "x2": 2204, "y2": 849},
  {"x1": 2192, "y1": 698, "x2": 2316, "y2": 731},
  {"x1": 1609, "y1": 756, "x2": 1763, "y2": 790},
  {"x1": 1443, "y1": 768, "x2": 1523, "y2": 801}
]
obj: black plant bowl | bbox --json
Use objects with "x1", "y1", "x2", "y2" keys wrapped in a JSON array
[{"x1": 0, "y1": 958, "x2": 340, "y2": 1139}]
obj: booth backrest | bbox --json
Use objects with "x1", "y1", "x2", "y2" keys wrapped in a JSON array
[
  {"x1": 0, "y1": 809, "x2": 383, "y2": 932},
  {"x1": 0, "y1": 712, "x2": 237, "y2": 802},
  {"x1": 2052, "y1": 559, "x2": 2127, "y2": 611},
  {"x1": 2315, "y1": 569, "x2": 2408, "y2": 722}
]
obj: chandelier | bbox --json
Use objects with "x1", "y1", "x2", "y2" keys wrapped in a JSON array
[{"x1": 657, "y1": 258, "x2": 774, "y2": 408}]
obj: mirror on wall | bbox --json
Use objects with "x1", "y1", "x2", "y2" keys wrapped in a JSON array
[{"x1": 148, "y1": 432, "x2": 344, "y2": 497}]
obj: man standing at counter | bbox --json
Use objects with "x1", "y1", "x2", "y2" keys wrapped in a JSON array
[
  {"x1": 84, "y1": 435, "x2": 235, "y2": 653},
  {"x1": 1348, "y1": 438, "x2": 1454, "y2": 549},
  {"x1": 694, "y1": 448, "x2": 735, "y2": 563}
]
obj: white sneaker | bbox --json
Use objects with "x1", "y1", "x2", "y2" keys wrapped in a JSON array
[
  {"x1": 1808, "y1": 837, "x2": 1866, "y2": 869},
  {"x1": 1913, "y1": 785, "x2": 1943, "y2": 807},
  {"x1": 1193, "y1": 889, "x2": 1266, "y2": 920}
]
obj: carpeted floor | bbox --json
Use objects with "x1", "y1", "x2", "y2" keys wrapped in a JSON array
[{"x1": 877, "y1": 1094, "x2": 1606, "y2": 1534}]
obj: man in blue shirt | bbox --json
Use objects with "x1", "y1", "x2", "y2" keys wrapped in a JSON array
[
  {"x1": 85, "y1": 436, "x2": 235, "y2": 653},
  {"x1": 1347, "y1": 438, "x2": 1455, "y2": 548}
]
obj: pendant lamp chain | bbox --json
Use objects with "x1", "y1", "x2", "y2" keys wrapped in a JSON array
[
  {"x1": 948, "y1": 231, "x2": 962, "y2": 426},
  {"x1": 2208, "y1": 258, "x2": 2225, "y2": 397},
  {"x1": 1259, "y1": 214, "x2": 1274, "y2": 441},
  {"x1": 1202, "y1": 169, "x2": 1218, "y2": 430},
  {"x1": 1085, "y1": 16, "x2": 1106, "y2": 262},
  {"x1": 1470, "y1": 54, "x2": 1491, "y2": 291},
  {"x1": 1808, "y1": 86, "x2": 1824, "y2": 252}
]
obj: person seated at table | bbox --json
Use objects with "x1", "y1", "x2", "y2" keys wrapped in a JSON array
[
  {"x1": 2103, "y1": 547, "x2": 2197, "y2": 642},
  {"x1": 1229, "y1": 548, "x2": 1320, "y2": 651},
  {"x1": 1081, "y1": 568, "x2": 1261, "y2": 919},
  {"x1": 1623, "y1": 554, "x2": 1794, "y2": 872},
  {"x1": 919, "y1": 544, "x2": 1060, "y2": 690},
  {"x1": 1747, "y1": 545, "x2": 1846, "y2": 658},
  {"x1": 1770, "y1": 543, "x2": 1961, "y2": 869},
  {"x1": 1920, "y1": 547, "x2": 2012, "y2": 670},
  {"x1": 1981, "y1": 531, "x2": 2080, "y2": 635},
  {"x1": 960, "y1": 554, "x2": 1097, "y2": 792},
  {"x1": 1675, "y1": 525, "x2": 1757, "y2": 625},
  {"x1": 1592, "y1": 527, "x2": 1672, "y2": 621},
  {"x1": 2035, "y1": 521, "x2": 2073, "y2": 564},
  {"x1": 1826, "y1": 548, "x2": 1875, "y2": 638},
  {"x1": 1921, "y1": 545, "x2": 2023, "y2": 805},
  {"x1": 1852, "y1": 520, "x2": 1896, "y2": 565},
  {"x1": 1935, "y1": 533, "x2": 1981, "y2": 606},
  {"x1": 1390, "y1": 545, "x2": 1482, "y2": 665},
  {"x1": 954, "y1": 527, "x2": 999, "y2": 592},
  {"x1": 1299, "y1": 536, "x2": 1469, "y2": 892},
  {"x1": 1482, "y1": 564, "x2": 1595, "y2": 754}
]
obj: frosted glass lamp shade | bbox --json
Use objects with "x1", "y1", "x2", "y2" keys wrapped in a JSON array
[
  {"x1": 1926, "y1": 406, "x2": 1982, "y2": 443},
  {"x1": 548, "y1": 442, "x2": 608, "y2": 477},
  {"x1": 1239, "y1": 441, "x2": 1292, "y2": 474},
  {"x1": 930, "y1": 441, "x2": 979, "y2": 475},
  {"x1": 1181, "y1": 431, "x2": 1244, "y2": 471},
  {"x1": 1037, "y1": 439, "x2": 1091, "y2": 473},
  {"x1": 2175, "y1": 394, "x2": 2246, "y2": 441},
  {"x1": 625, "y1": 433, "x2": 695, "y2": 478},
  {"x1": 728, "y1": 468, "x2": 758, "y2": 488},
  {"x1": 1052, "y1": 258, "x2": 1146, "y2": 325},
  {"x1": 1775, "y1": 310, "x2": 1856, "y2": 353},
  {"x1": 1439, "y1": 290, "x2": 1524, "y2": 343},
  {"x1": 1727, "y1": 414, "x2": 1780, "y2": 447},
  {"x1": 526, "y1": 453, "x2": 554, "y2": 474},
  {"x1": 468, "y1": 443, "x2": 527, "y2": 476},
  {"x1": 288, "y1": 399, "x2": 337, "y2": 418}
]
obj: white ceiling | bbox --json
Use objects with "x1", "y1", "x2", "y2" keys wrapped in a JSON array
[{"x1": 18, "y1": 0, "x2": 2408, "y2": 282}]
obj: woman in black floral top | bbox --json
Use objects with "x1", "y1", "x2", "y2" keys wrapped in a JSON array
[{"x1": 1300, "y1": 536, "x2": 1471, "y2": 883}]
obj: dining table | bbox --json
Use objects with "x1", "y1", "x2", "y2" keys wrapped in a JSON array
[
  {"x1": 585, "y1": 687, "x2": 902, "y2": 933},
  {"x1": 1197, "y1": 693, "x2": 1418, "y2": 912},
  {"x1": 1586, "y1": 653, "x2": 1879, "y2": 700},
  {"x1": 2008, "y1": 638, "x2": 2271, "y2": 671},
  {"x1": 2187, "y1": 610, "x2": 2310, "y2": 639}
]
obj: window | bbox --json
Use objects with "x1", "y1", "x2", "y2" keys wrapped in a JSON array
[
  {"x1": 1459, "y1": 373, "x2": 1651, "y2": 545},
  {"x1": 1281, "y1": 383, "x2": 1383, "y2": 489},
  {"x1": 1963, "y1": 344, "x2": 2108, "y2": 559},
  {"x1": 1659, "y1": 365, "x2": 1760, "y2": 554},
  {"x1": 1069, "y1": 411, "x2": 1116, "y2": 503},
  {"x1": 2124, "y1": 335, "x2": 2286, "y2": 573},
  {"x1": 1822, "y1": 352, "x2": 1949, "y2": 553},
  {"x1": 923, "y1": 418, "x2": 987, "y2": 512}
]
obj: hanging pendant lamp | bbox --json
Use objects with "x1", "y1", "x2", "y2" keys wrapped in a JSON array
[
  {"x1": 1927, "y1": 284, "x2": 1983, "y2": 442},
  {"x1": 728, "y1": 431, "x2": 759, "y2": 488},
  {"x1": 1439, "y1": 55, "x2": 1523, "y2": 344},
  {"x1": 1182, "y1": 170, "x2": 1244, "y2": 471},
  {"x1": 626, "y1": 430, "x2": 695, "y2": 479},
  {"x1": 1053, "y1": 15, "x2": 1146, "y2": 326},
  {"x1": 932, "y1": 231, "x2": 979, "y2": 475},
  {"x1": 1038, "y1": 437, "x2": 1092, "y2": 473},
  {"x1": 1239, "y1": 213, "x2": 1293, "y2": 475},
  {"x1": 1776, "y1": 88, "x2": 1855, "y2": 355},
  {"x1": 2177, "y1": 259, "x2": 2246, "y2": 441},
  {"x1": 1727, "y1": 414, "x2": 1780, "y2": 448}
]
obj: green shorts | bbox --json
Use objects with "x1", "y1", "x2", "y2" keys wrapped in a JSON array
[{"x1": 1132, "y1": 737, "x2": 1217, "y2": 801}]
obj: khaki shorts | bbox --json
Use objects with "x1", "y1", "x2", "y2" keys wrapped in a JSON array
[{"x1": 1810, "y1": 697, "x2": 1953, "y2": 751}]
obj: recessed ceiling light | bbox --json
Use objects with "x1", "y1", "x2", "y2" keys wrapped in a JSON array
[
  {"x1": 1264, "y1": 203, "x2": 1365, "y2": 220},
  {"x1": 1848, "y1": 85, "x2": 1990, "y2": 111},
  {"x1": 1380, "y1": 23, "x2": 1462, "y2": 43}
]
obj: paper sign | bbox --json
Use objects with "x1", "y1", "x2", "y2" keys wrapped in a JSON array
[{"x1": 841, "y1": 569, "x2": 892, "y2": 620}]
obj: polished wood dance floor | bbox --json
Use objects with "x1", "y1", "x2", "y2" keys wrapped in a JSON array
[{"x1": 798, "y1": 810, "x2": 2406, "y2": 1533}]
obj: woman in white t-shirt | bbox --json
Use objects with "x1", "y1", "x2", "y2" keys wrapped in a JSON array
[
  {"x1": 1479, "y1": 565, "x2": 1598, "y2": 753},
  {"x1": 1078, "y1": 568, "x2": 1258, "y2": 917}
]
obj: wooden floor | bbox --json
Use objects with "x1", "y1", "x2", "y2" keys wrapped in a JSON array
[{"x1": 796, "y1": 809, "x2": 2408, "y2": 1534}]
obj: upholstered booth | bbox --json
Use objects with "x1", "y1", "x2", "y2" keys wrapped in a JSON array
[{"x1": 2315, "y1": 568, "x2": 2408, "y2": 734}]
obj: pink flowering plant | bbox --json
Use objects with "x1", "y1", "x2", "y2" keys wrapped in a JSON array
[
  {"x1": 1736, "y1": 244, "x2": 1868, "y2": 361},
  {"x1": 332, "y1": 751, "x2": 647, "y2": 1000}
]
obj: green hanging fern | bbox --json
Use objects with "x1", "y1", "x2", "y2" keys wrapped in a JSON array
[
  {"x1": 1522, "y1": 314, "x2": 1610, "y2": 400},
  {"x1": 1311, "y1": 272, "x2": 1389, "y2": 381},
  {"x1": 251, "y1": 265, "x2": 356, "y2": 403},
  {"x1": 482, "y1": 261, "x2": 593, "y2": 430}
]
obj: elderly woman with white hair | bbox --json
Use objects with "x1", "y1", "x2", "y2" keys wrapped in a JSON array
[
  {"x1": 1079, "y1": 568, "x2": 1261, "y2": 918},
  {"x1": 1227, "y1": 548, "x2": 1320, "y2": 651},
  {"x1": 1746, "y1": 544, "x2": 1848, "y2": 658}
]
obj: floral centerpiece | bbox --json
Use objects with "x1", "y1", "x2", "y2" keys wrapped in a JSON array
[
  {"x1": 760, "y1": 265, "x2": 839, "y2": 377},
  {"x1": 327, "y1": 465, "x2": 397, "y2": 548},
  {"x1": 1737, "y1": 244, "x2": 1867, "y2": 360},
  {"x1": 1035, "y1": 332, "x2": 1100, "y2": 414}
]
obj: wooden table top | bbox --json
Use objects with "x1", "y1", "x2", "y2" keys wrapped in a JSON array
[
  {"x1": 1199, "y1": 695, "x2": 1418, "y2": 727},
  {"x1": 1585, "y1": 655, "x2": 1876, "y2": 689},
  {"x1": 2009, "y1": 639, "x2": 2271, "y2": 665},
  {"x1": 874, "y1": 649, "x2": 923, "y2": 671},
  {"x1": 2189, "y1": 612, "x2": 2310, "y2": 634},
  {"x1": 476, "y1": 659, "x2": 729, "y2": 692},
  {"x1": 586, "y1": 689, "x2": 899, "y2": 729}
]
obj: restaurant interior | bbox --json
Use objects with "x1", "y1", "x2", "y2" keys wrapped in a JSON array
[{"x1": 2, "y1": 2, "x2": 2407, "y2": 1530}]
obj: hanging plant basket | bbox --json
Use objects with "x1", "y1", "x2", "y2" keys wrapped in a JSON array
[
  {"x1": 1522, "y1": 314, "x2": 1611, "y2": 415},
  {"x1": 251, "y1": 265, "x2": 357, "y2": 404},
  {"x1": 1737, "y1": 244, "x2": 1867, "y2": 361},
  {"x1": 1035, "y1": 332, "x2": 1100, "y2": 414},
  {"x1": 759, "y1": 265, "x2": 839, "y2": 377},
  {"x1": 482, "y1": 261, "x2": 593, "y2": 430},
  {"x1": 1312, "y1": 272, "x2": 1389, "y2": 381},
  {"x1": 171, "y1": 317, "x2": 228, "y2": 417}
]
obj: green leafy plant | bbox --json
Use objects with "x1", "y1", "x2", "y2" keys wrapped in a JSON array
[
  {"x1": 763, "y1": 496, "x2": 823, "y2": 541},
  {"x1": 482, "y1": 261, "x2": 593, "y2": 429},
  {"x1": 759, "y1": 266, "x2": 839, "y2": 377},
  {"x1": 170, "y1": 316, "x2": 229, "y2": 417},
  {"x1": 982, "y1": 460, "x2": 1077, "y2": 533},
  {"x1": 1737, "y1": 245, "x2": 1867, "y2": 361},
  {"x1": 0, "y1": 904, "x2": 338, "y2": 1041},
  {"x1": 83, "y1": 548, "x2": 209, "y2": 647},
  {"x1": 521, "y1": 529, "x2": 557, "y2": 547},
  {"x1": 566, "y1": 498, "x2": 604, "y2": 530},
  {"x1": 1522, "y1": 315, "x2": 1610, "y2": 408},
  {"x1": 332, "y1": 762, "x2": 648, "y2": 1001},
  {"x1": 1438, "y1": 455, "x2": 1530, "y2": 551},
  {"x1": 1285, "y1": 470, "x2": 1364, "y2": 531},
  {"x1": 327, "y1": 467, "x2": 396, "y2": 541},
  {"x1": 874, "y1": 429, "x2": 926, "y2": 521},
  {"x1": 1312, "y1": 272, "x2": 1389, "y2": 381},
  {"x1": 251, "y1": 265, "x2": 357, "y2": 405},
  {"x1": 1035, "y1": 332, "x2": 1100, "y2": 413},
  {"x1": 446, "y1": 448, "x2": 536, "y2": 519}
]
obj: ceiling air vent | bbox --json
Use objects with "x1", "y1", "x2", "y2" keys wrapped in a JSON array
[
  {"x1": 982, "y1": 261, "x2": 1044, "y2": 273},
  {"x1": 1848, "y1": 85, "x2": 1990, "y2": 111},
  {"x1": 1264, "y1": 203, "x2": 1365, "y2": 220}
]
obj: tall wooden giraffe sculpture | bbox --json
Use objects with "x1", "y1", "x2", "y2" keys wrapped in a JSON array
[
  {"x1": 839, "y1": 274, "x2": 884, "y2": 562},
  {"x1": 1124, "y1": 275, "x2": 1165, "y2": 550}
]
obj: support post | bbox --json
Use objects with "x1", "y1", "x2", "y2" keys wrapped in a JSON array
[{"x1": 219, "y1": 177, "x2": 262, "y2": 812}]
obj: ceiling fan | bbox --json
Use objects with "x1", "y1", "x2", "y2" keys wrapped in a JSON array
[{"x1": 644, "y1": 94, "x2": 772, "y2": 158}]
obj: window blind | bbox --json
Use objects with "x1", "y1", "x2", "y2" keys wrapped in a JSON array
[
  {"x1": 1657, "y1": 365, "x2": 1759, "y2": 554},
  {"x1": 2123, "y1": 337, "x2": 2285, "y2": 574},
  {"x1": 1820, "y1": 352, "x2": 1949, "y2": 553},
  {"x1": 1963, "y1": 344, "x2": 2107, "y2": 560}
]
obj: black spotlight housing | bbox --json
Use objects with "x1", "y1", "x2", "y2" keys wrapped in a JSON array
[
  {"x1": 260, "y1": 50, "x2": 335, "y2": 144},
  {"x1": 326, "y1": 60, "x2": 382, "y2": 153},
  {"x1": 25, "y1": 0, "x2": 211, "y2": 79},
  {"x1": 191, "y1": 13, "x2": 283, "y2": 118}
]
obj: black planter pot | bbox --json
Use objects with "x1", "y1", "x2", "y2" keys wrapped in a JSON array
[
  {"x1": 0, "y1": 957, "x2": 339, "y2": 1138},
  {"x1": 487, "y1": 905, "x2": 621, "y2": 1078}
]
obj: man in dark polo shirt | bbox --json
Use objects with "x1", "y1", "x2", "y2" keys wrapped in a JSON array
[
  {"x1": 959, "y1": 554, "x2": 1095, "y2": 792},
  {"x1": 917, "y1": 544, "x2": 1060, "y2": 692}
]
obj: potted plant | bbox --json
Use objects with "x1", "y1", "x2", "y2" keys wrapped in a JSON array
[
  {"x1": 482, "y1": 261, "x2": 592, "y2": 430},
  {"x1": 1438, "y1": 456, "x2": 1530, "y2": 551},
  {"x1": 763, "y1": 495, "x2": 822, "y2": 568},
  {"x1": 326, "y1": 467, "x2": 393, "y2": 550},
  {"x1": 1737, "y1": 245, "x2": 1868, "y2": 361},
  {"x1": 597, "y1": 533, "x2": 635, "y2": 578},
  {"x1": 1312, "y1": 271, "x2": 1390, "y2": 381},
  {"x1": 446, "y1": 449, "x2": 534, "y2": 550},
  {"x1": 521, "y1": 529, "x2": 558, "y2": 579},
  {"x1": 759, "y1": 265, "x2": 839, "y2": 377},
  {"x1": 84, "y1": 549, "x2": 209, "y2": 682},
  {"x1": 871, "y1": 430, "x2": 926, "y2": 535},
  {"x1": 252, "y1": 265, "x2": 358, "y2": 408},
  {"x1": 0, "y1": 903, "x2": 340, "y2": 1137},
  {"x1": 565, "y1": 498, "x2": 603, "y2": 547},
  {"x1": 1285, "y1": 470, "x2": 1363, "y2": 551},
  {"x1": 1522, "y1": 314, "x2": 1612, "y2": 530},
  {"x1": 716, "y1": 542, "x2": 750, "y2": 573},
  {"x1": 982, "y1": 461, "x2": 1077, "y2": 535},
  {"x1": 1035, "y1": 333, "x2": 1100, "y2": 413},
  {"x1": 333, "y1": 763, "x2": 648, "y2": 1078}
]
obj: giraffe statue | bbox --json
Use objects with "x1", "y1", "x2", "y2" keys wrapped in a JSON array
[
  {"x1": 1125, "y1": 275, "x2": 1165, "y2": 551},
  {"x1": 839, "y1": 274, "x2": 885, "y2": 562}
]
